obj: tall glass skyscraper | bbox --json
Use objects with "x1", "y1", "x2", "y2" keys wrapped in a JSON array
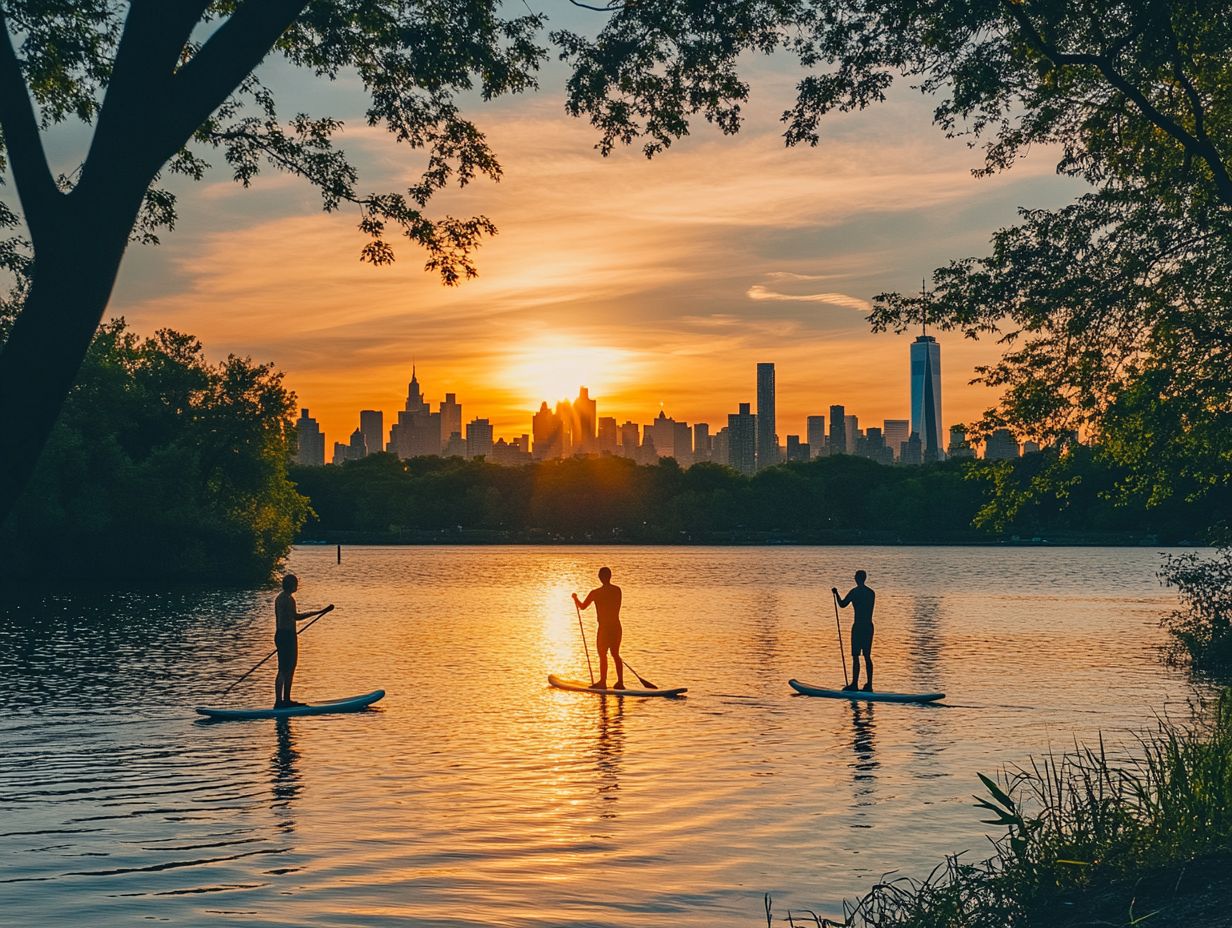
[
  {"x1": 910, "y1": 333, "x2": 944, "y2": 462},
  {"x1": 756, "y1": 362, "x2": 776, "y2": 470}
]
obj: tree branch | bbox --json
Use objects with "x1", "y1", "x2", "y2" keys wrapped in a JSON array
[
  {"x1": 0, "y1": 11, "x2": 61, "y2": 245},
  {"x1": 159, "y1": 0, "x2": 310, "y2": 165},
  {"x1": 999, "y1": 0, "x2": 1232, "y2": 206}
]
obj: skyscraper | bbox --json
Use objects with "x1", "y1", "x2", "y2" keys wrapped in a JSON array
[
  {"x1": 728, "y1": 402, "x2": 756, "y2": 475},
  {"x1": 294, "y1": 409, "x2": 325, "y2": 466},
  {"x1": 466, "y1": 417, "x2": 494, "y2": 459},
  {"x1": 692, "y1": 423, "x2": 711, "y2": 463},
  {"x1": 359, "y1": 409, "x2": 384, "y2": 456},
  {"x1": 984, "y1": 428, "x2": 1020, "y2": 461},
  {"x1": 439, "y1": 392, "x2": 462, "y2": 448},
  {"x1": 911, "y1": 329, "x2": 945, "y2": 462},
  {"x1": 806, "y1": 415, "x2": 826, "y2": 459},
  {"x1": 596, "y1": 416, "x2": 619, "y2": 454},
  {"x1": 845, "y1": 413, "x2": 859, "y2": 452},
  {"x1": 948, "y1": 425, "x2": 974, "y2": 459},
  {"x1": 883, "y1": 419, "x2": 909, "y2": 461},
  {"x1": 828, "y1": 404, "x2": 847, "y2": 454},
  {"x1": 671, "y1": 420, "x2": 693, "y2": 467},
  {"x1": 533, "y1": 402, "x2": 564, "y2": 459},
  {"x1": 574, "y1": 387, "x2": 597, "y2": 453},
  {"x1": 618, "y1": 421, "x2": 640, "y2": 458},
  {"x1": 756, "y1": 362, "x2": 776, "y2": 470}
]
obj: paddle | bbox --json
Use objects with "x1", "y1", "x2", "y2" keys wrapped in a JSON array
[
  {"x1": 573, "y1": 600, "x2": 596, "y2": 686},
  {"x1": 832, "y1": 591, "x2": 850, "y2": 688},
  {"x1": 220, "y1": 604, "x2": 335, "y2": 697},
  {"x1": 618, "y1": 657, "x2": 658, "y2": 690},
  {"x1": 572, "y1": 599, "x2": 658, "y2": 690}
]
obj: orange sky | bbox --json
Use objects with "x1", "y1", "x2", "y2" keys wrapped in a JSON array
[{"x1": 108, "y1": 71, "x2": 1084, "y2": 449}]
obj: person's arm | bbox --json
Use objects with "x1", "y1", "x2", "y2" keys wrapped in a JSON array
[
  {"x1": 296, "y1": 603, "x2": 333, "y2": 620},
  {"x1": 573, "y1": 590, "x2": 595, "y2": 610},
  {"x1": 834, "y1": 588, "x2": 853, "y2": 608}
]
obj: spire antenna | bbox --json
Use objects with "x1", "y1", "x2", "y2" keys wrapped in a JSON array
[{"x1": 922, "y1": 277, "x2": 928, "y2": 338}]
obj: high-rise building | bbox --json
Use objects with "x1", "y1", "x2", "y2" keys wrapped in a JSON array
[
  {"x1": 806, "y1": 415, "x2": 826, "y2": 459},
  {"x1": 727, "y1": 402, "x2": 756, "y2": 475},
  {"x1": 649, "y1": 410, "x2": 676, "y2": 459},
  {"x1": 359, "y1": 409, "x2": 384, "y2": 457},
  {"x1": 883, "y1": 419, "x2": 910, "y2": 461},
  {"x1": 712, "y1": 426, "x2": 730, "y2": 467},
  {"x1": 692, "y1": 423, "x2": 711, "y2": 463},
  {"x1": 845, "y1": 413, "x2": 859, "y2": 452},
  {"x1": 786, "y1": 435, "x2": 809, "y2": 462},
  {"x1": 443, "y1": 431, "x2": 467, "y2": 457},
  {"x1": 596, "y1": 416, "x2": 619, "y2": 455},
  {"x1": 389, "y1": 367, "x2": 441, "y2": 459},
  {"x1": 984, "y1": 428, "x2": 1020, "y2": 461},
  {"x1": 439, "y1": 392, "x2": 462, "y2": 448},
  {"x1": 294, "y1": 409, "x2": 325, "y2": 466},
  {"x1": 618, "y1": 421, "x2": 640, "y2": 457},
  {"x1": 533, "y1": 402, "x2": 564, "y2": 459},
  {"x1": 574, "y1": 387, "x2": 597, "y2": 453},
  {"x1": 554, "y1": 399, "x2": 574, "y2": 456},
  {"x1": 911, "y1": 330, "x2": 945, "y2": 462},
  {"x1": 671, "y1": 420, "x2": 693, "y2": 467},
  {"x1": 756, "y1": 362, "x2": 776, "y2": 470},
  {"x1": 901, "y1": 431, "x2": 923, "y2": 465},
  {"x1": 828, "y1": 405, "x2": 847, "y2": 454},
  {"x1": 863, "y1": 427, "x2": 892, "y2": 464},
  {"x1": 948, "y1": 425, "x2": 975, "y2": 459},
  {"x1": 466, "y1": 417, "x2": 494, "y2": 459}
]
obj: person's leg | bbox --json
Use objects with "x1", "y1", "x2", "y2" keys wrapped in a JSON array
[
  {"x1": 275, "y1": 636, "x2": 289, "y2": 706},
  {"x1": 610, "y1": 625, "x2": 624, "y2": 688},
  {"x1": 282, "y1": 636, "x2": 300, "y2": 705},
  {"x1": 596, "y1": 628, "x2": 609, "y2": 688},
  {"x1": 859, "y1": 643, "x2": 873, "y2": 691},
  {"x1": 848, "y1": 644, "x2": 861, "y2": 689}
]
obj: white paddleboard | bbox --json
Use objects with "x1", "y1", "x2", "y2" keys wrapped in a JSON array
[
  {"x1": 196, "y1": 689, "x2": 385, "y2": 720},
  {"x1": 788, "y1": 679, "x2": 943, "y2": 703},
  {"x1": 549, "y1": 674, "x2": 686, "y2": 698}
]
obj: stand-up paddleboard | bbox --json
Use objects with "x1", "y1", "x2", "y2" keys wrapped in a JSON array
[
  {"x1": 549, "y1": 674, "x2": 686, "y2": 698},
  {"x1": 788, "y1": 679, "x2": 943, "y2": 704},
  {"x1": 196, "y1": 690, "x2": 385, "y2": 720}
]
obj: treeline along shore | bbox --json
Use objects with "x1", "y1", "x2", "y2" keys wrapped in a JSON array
[{"x1": 290, "y1": 449, "x2": 1213, "y2": 548}]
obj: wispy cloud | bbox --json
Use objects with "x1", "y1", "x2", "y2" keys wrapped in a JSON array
[{"x1": 746, "y1": 285, "x2": 871, "y2": 312}]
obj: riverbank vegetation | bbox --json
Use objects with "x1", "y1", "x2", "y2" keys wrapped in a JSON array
[
  {"x1": 0, "y1": 320, "x2": 308, "y2": 582},
  {"x1": 290, "y1": 447, "x2": 1215, "y2": 547},
  {"x1": 771, "y1": 694, "x2": 1232, "y2": 928},
  {"x1": 1160, "y1": 548, "x2": 1232, "y2": 675}
]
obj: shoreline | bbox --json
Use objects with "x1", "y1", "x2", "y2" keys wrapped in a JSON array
[{"x1": 298, "y1": 531, "x2": 1194, "y2": 547}]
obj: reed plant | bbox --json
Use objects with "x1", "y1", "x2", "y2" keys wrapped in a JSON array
[{"x1": 770, "y1": 693, "x2": 1232, "y2": 928}]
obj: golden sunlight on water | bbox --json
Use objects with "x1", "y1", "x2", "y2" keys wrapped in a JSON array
[{"x1": 0, "y1": 546, "x2": 1214, "y2": 926}]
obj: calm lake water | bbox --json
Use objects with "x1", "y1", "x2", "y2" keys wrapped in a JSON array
[{"x1": 0, "y1": 546, "x2": 1211, "y2": 926}]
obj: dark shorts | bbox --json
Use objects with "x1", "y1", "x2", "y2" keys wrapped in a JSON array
[
  {"x1": 274, "y1": 628, "x2": 297, "y2": 673},
  {"x1": 597, "y1": 622, "x2": 622, "y2": 653},
  {"x1": 850, "y1": 622, "x2": 874, "y2": 658}
]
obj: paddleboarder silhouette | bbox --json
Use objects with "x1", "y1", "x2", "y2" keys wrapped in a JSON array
[
  {"x1": 573, "y1": 567, "x2": 625, "y2": 690},
  {"x1": 833, "y1": 570, "x2": 875, "y2": 691},
  {"x1": 274, "y1": 574, "x2": 333, "y2": 708}
]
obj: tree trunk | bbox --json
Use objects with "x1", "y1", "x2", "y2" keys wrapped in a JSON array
[{"x1": 0, "y1": 196, "x2": 141, "y2": 525}]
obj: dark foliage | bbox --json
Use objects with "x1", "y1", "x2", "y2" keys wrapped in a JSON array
[
  {"x1": 1, "y1": 319, "x2": 309, "y2": 582},
  {"x1": 289, "y1": 450, "x2": 1208, "y2": 545}
]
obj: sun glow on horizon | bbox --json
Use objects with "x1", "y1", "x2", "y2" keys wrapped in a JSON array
[{"x1": 500, "y1": 338, "x2": 642, "y2": 410}]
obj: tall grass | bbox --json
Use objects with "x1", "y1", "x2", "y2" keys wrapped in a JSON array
[{"x1": 772, "y1": 694, "x2": 1232, "y2": 928}]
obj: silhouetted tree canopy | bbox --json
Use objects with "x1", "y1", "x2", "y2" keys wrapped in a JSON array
[
  {"x1": 2, "y1": 319, "x2": 308, "y2": 580},
  {"x1": 0, "y1": 1, "x2": 545, "y2": 522},
  {"x1": 556, "y1": 0, "x2": 1232, "y2": 516},
  {"x1": 288, "y1": 451, "x2": 1214, "y2": 546}
]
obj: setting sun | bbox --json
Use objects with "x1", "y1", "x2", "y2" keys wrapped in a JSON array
[{"x1": 499, "y1": 338, "x2": 642, "y2": 409}]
